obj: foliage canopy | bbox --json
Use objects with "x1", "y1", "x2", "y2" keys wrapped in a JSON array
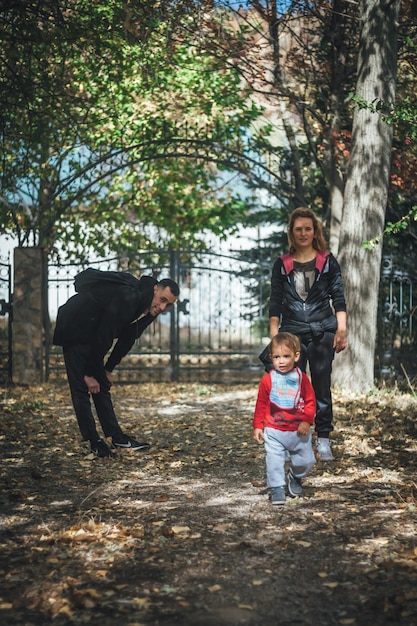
[{"x1": 0, "y1": 0, "x2": 275, "y2": 260}]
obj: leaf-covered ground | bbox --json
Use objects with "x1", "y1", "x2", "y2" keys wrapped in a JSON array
[{"x1": 1, "y1": 381, "x2": 417, "y2": 626}]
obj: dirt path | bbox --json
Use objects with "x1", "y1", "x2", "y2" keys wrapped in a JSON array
[{"x1": 1, "y1": 382, "x2": 417, "y2": 625}]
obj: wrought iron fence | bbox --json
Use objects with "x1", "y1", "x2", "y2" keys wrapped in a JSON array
[
  {"x1": 376, "y1": 256, "x2": 417, "y2": 383},
  {"x1": 0, "y1": 255, "x2": 12, "y2": 383},
  {"x1": 47, "y1": 246, "x2": 272, "y2": 384},
  {"x1": 46, "y1": 250, "x2": 417, "y2": 386}
]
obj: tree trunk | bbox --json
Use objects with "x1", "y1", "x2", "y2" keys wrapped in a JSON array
[
  {"x1": 332, "y1": 0, "x2": 400, "y2": 392},
  {"x1": 327, "y1": 0, "x2": 350, "y2": 255}
]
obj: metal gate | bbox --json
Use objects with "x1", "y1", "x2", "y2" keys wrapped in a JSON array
[
  {"x1": 376, "y1": 256, "x2": 417, "y2": 381},
  {"x1": 0, "y1": 255, "x2": 12, "y2": 383},
  {"x1": 27, "y1": 249, "x2": 417, "y2": 386},
  {"x1": 47, "y1": 246, "x2": 272, "y2": 384}
]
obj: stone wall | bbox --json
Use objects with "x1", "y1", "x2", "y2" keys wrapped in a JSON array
[{"x1": 12, "y1": 247, "x2": 44, "y2": 384}]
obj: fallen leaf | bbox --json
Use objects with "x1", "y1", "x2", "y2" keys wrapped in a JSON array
[
  {"x1": 171, "y1": 526, "x2": 191, "y2": 534},
  {"x1": 154, "y1": 494, "x2": 169, "y2": 502},
  {"x1": 83, "y1": 598, "x2": 96, "y2": 609},
  {"x1": 213, "y1": 523, "x2": 232, "y2": 533},
  {"x1": 72, "y1": 532, "x2": 96, "y2": 542},
  {"x1": 96, "y1": 570, "x2": 109, "y2": 577},
  {"x1": 160, "y1": 586, "x2": 178, "y2": 594},
  {"x1": 132, "y1": 597, "x2": 150, "y2": 608}
]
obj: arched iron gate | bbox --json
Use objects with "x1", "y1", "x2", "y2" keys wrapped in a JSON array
[{"x1": 47, "y1": 247, "x2": 271, "y2": 384}]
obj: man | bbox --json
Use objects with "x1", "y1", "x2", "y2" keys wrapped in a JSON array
[{"x1": 53, "y1": 268, "x2": 179, "y2": 458}]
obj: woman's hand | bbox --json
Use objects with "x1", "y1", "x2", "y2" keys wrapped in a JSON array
[
  {"x1": 334, "y1": 329, "x2": 347, "y2": 353},
  {"x1": 269, "y1": 316, "x2": 280, "y2": 338},
  {"x1": 335, "y1": 312, "x2": 347, "y2": 353}
]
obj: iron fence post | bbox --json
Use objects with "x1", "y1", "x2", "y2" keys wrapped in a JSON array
[
  {"x1": 7, "y1": 261, "x2": 12, "y2": 382},
  {"x1": 169, "y1": 248, "x2": 180, "y2": 381}
]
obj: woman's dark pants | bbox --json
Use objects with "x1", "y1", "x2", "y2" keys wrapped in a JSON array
[{"x1": 298, "y1": 331, "x2": 335, "y2": 437}]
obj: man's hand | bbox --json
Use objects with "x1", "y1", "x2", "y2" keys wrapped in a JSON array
[
  {"x1": 297, "y1": 421, "x2": 311, "y2": 436},
  {"x1": 253, "y1": 428, "x2": 264, "y2": 444},
  {"x1": 84, "y1": 375, "x2": 100, "y2": 394}
]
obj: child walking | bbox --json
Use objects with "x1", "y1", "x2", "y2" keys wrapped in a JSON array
[{"x1": 253, "y1": 332, "x2": 316, "y2": 505}]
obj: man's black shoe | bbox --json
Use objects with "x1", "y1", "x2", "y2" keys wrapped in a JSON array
[
  {"x1": 111, "y1": 434, "x2": 151, "y2": 452},
  {"x1": 90, "y1": 438, "x2": 115, "y2": 458}
]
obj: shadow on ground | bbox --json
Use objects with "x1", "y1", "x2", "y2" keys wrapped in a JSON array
[{"x1": 1, "y1": 382, "x2": 417, "y2": 625}]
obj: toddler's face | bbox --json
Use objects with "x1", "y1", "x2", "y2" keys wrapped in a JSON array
[{"x1": 270, "y1": 344, "x2": 299, "y2": 374}]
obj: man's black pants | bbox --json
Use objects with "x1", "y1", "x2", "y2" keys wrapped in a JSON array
[{"x1": 63, "y1": 344, "x2": 124, "y2": 442}]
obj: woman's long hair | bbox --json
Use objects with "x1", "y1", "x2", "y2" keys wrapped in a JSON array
[{"x1": 287, "y1": 207, "x2": 327, "y2": 254}]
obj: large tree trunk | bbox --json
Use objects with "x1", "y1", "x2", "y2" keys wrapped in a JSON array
[
  {"x1": 332, "y1": 0, "x2": 400, "y2": 392},
  {"x1": 327, "y1": 0, "x2": 350, "y2": 255}
]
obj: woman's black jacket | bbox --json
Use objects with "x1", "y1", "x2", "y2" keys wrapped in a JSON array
[{"x1": 269, "y1": 252, "x2": 346, "y2": 336}]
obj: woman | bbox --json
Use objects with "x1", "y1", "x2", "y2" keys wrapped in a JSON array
[{"x1": 268, "y1": 207, "x2": 347, "y2": 461}]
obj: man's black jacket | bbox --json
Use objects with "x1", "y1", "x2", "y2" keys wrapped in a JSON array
[{"x1": 53, "y1": 269, "x2": 157, "y2": 376}]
